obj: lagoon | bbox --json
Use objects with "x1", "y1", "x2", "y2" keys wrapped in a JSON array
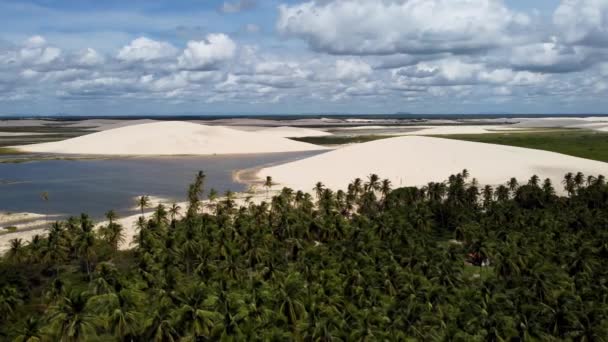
[{"x1": 0, "y1": 151, "x2": 321, "y2": 219}]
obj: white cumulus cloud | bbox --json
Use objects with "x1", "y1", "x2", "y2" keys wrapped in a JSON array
[
  {"x1": 178, "y1": 34, "x2": 236, "y2": 70},
  {"x1": 117, "y1": 37, "x2": 178, "y2": 62},
  {"x1": 277, "y1": 0, "x2": 531, "y2": 55},
  {"x1": 554, "y1": 0, "x2": 608, "y2": 46}
]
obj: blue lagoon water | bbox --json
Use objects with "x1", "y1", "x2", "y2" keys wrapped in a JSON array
[{"x1": 0, "y1": 151, "x2": 321, "y2": 219}]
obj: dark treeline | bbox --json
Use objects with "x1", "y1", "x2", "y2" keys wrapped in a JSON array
[{"x1": 2, "y1": 170, "x2": 608, "y2": 341}]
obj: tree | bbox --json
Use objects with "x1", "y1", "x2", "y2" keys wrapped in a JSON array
[
  {"x1": 264, "y1": 176, "x2": 274, "y2": 199},
  {"x1": 366, "y1": 173, "x2": 380, "y2": 193},
  {"x1": 169, "y1": 203, "x2": 181, "y2": 228},
  {"x1": 0, "y1": 286, "x2": 22, "y2": 321},
  {"x1": 13, "y1": 317, "x2": 44, "y2": 342},
  {"x1": 380, "y1": 179, "x2": 392, "y2": 200},
  {"x1": 100, "y1": 210, "x2": 124, "y2": 251},
  {"x1": 137, "y1": 195, "x2": 151, "y2": 216},
  {"x1": 313, "y1": 181, "x2": 325, "y2": 200},
  {"x1": 508, "y1": 177, "x2": 519, "y2": 195},
  {"x1": 7, "y1": 238, "x2": 26, "y2": 263},
  {"x1": 46, "y1": 291, "x2": 98, "y2": 342}
]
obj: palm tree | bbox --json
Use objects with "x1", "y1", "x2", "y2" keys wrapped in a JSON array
[
  {"x1": 380, "y1": 178, "x2": 392, "y2": 200},
  {"x1": 76, "y1": 215, "x2": 96, "y2": 280},
  {"x1": 312, "y1": 182, "x2": 325, "y2": 200},
  {"x1": 482, "y1": 185, "x2": 494, "y2": 208},
  {"x1": 563, "y1": 172, "x2": 575, "y2": 195},
  {"x1": 462, "y1": 169, "x2": 470, "y2": 179},
  {"x1": 528, "y1": 175, "x2": 540, "y2": 186},
  {"x1": 278, "y1": 274, "x2": 307, "y2": 334},
  {"x1": 7, "y1": 238, "x2": 26, "y2": 263},
  {"x1": 169, "y1": 203, "x2": 181, "y2": 228},
  {"x1": 574, "y1": 172, "x2": 585, "y2": 189},
  {"x1": 13, "y1": 317, "x2": 44, "y2": 342},
  {"x1": 508, "y1": 177, "x2": 519, "y2": 195},
  {"x1": 103, "y1": 289, "x2": 145, "y2": 341},
  {"x1": 366, "y1": 173, "x2": 380, "y2": 193},
  {"x1": 313, "y1": 182, "x2": 325, "y2": 200},
  {"x1": 207, "y1": 189, "x2": 219, "y2": 215},
  {"x1": 264, "y1": 176, "x2": 274, "y2": 199},
  {"x1": 46, "y1": 291, "x2": 98, "y2": 342},
  {"x1": 101, "y1": 210, "x2": 124, "y2": 251},
  {"x1": 542, "y1": 178, "x2": 555, "y2": 197},
  {"x1": 0, "y1": 285, "x2": 22, "y2": 319},
  {"x1": 152, "y1": 204, "x2": 169, "y2": 226},
  {"x1": 136, "y1": 195, "x2": 150, "y2": 216}
]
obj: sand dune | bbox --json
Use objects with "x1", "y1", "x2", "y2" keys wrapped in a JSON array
[
  {"x1": 404, "y1": 125, "x2": 527, "y2": 135},
  {"x1": 16, "y1": 121, "x2": 327, "y2": 155},
  {"x1": 256, "y1": 126, "x2": 331, "y2": 138},
  {"x1": 259, "y1": 136, "x2": 608, "y2": 191}
]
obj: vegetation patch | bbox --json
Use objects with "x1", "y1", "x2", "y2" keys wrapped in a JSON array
[
  {"x1": 291, "y1": 134, "x2": 397, "y2": 145},
  {"x1": 437, "y1": 129, "x2": 608, "y2": 162},
  {"x1": 2, "y1": 170, "x2": 608, "y2": 340},
  {"x1": 0, "y1": 147, "x2": 24, "y2": 155}
]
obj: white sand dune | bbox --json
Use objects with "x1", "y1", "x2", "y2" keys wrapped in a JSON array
[
  {"x1": 15, "y1": 121, "x2": 328, "y2": 155},
  {"x1": 404, "y1": 125, "x2": 527, "y2": 135},
  {"x1": 256, "y1": 126, "x2": 331, "y2": 138},
  {"x1": 259, "y1": 136, "x2": 608, "y2": 191}
]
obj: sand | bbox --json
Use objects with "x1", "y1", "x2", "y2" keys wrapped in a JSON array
[
  {"x1": 259, "y1": 136, "x2": 608, "y2": 191},
  {"x1": 403, "y1": 125, "x2": 528, "y2": 135},
  {"x1": 15, "y1": 121, "x2": 328, "y2": 155},
  {"x1": 255, "y1": 126, "x2": 331, "y2": 138}
]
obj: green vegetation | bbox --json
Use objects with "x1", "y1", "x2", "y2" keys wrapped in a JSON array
[
  {"x1": 0, "y1": 147, "x2": 23, "y2": 155},
  {"x1": 2, "y1": 170, "x2": 608, "y2": 340},
  {"x1": 439, "y1": 129, "x2": 608, "y2": 162},
  {"x1": 2, "y1": 227, "x2": 17, "y2": 233},
  {"x1": 292, "y1": 134, "x2": 396, "y2": 145}
]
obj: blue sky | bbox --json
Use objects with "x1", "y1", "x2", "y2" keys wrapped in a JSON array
[{"x1": 0, "y1": 0, "x2": 607, "y2": 115}]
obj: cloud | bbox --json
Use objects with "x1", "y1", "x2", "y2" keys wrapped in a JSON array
[
  {"x1": 277, "y1": 0, "x2": 531, "y2": 55},
  {"x1": 74, "y1": 48, "x2": 105, "y2": 67},
  {"x1": 335, "y1": 59, "x2": 372, "y2": 81},
  {"x1": 178, "y1": 34, "x2": 236, "y2": 70},
  {"x1": 554, "y1": 0, "x2": 608, "y2": 47},
  {"x1": 117, "y1": 37, "x2": 178, "y2": 62},
  {"x1": 509, "y1": 40, "x2": 596, "y2": 73},
  {"x1": 220, "y1": 0, "x2": 256, "y2": 13}
]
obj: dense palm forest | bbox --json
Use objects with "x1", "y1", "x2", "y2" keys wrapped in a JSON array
[{"x1": 2, "y1": 170, "x2": 608, "y2": 341}]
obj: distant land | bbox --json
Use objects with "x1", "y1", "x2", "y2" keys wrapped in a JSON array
[{"x1": 2, "y1": 113, "x2": 608, "y2": 121}]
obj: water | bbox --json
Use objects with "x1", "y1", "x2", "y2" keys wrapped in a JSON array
[{"x1": 0, "y1": 151, "x2": 321, "y2": 219}]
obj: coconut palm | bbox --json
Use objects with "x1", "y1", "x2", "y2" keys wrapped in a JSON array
[
  {"x1": 13, "y1": 317, "x2": 44, "y2": 342},
  {"x1": 366, "y1": 173, "x2": 381, "y2": 193},
  {"x1": 264, "y1": 176, "x2": 274, "y2": 199},
  {"x1": 46, "y1": 291, "x2": 99, "y2": 342},
  {"x1": 136, "y1": 195, "x2": 151, "y2": 216},
  {"x1": 7, "y1": 238, "x2": 26, "y2": 263},
  {"x1": 380, "y1": 178, "x2": 392, "y2": 200},
  {"x1": 152, "y1": 204, "x2": 169, "y2": 226},
  {"x1": 0, "y1": 286, "x2": 22, "y2": 319},
  {"x1": 508, "y1": 177, "x2": 519, "y2": 194},
  {"x1": 313, "y1": 181, "x2": 325, "y2": 200},
  {"x1": 100, "y1": 210, "x2": 124, "y2": 251}
]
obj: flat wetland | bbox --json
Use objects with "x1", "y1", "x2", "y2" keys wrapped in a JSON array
[{"x1": 439, "y1": 130, "x2": 608, "y2": 163}]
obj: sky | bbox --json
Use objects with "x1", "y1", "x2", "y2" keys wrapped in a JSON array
[{"x1": 0, "y1": 0, "x2": 607, "y2": 116}]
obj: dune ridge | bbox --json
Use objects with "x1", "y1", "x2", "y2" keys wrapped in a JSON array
[
  {"x1": 15, "y1": 121, "x2": 328, "y2": 155},
  {"x1": 259, "y1": 136, "x2": 608, "y2": 191}
]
